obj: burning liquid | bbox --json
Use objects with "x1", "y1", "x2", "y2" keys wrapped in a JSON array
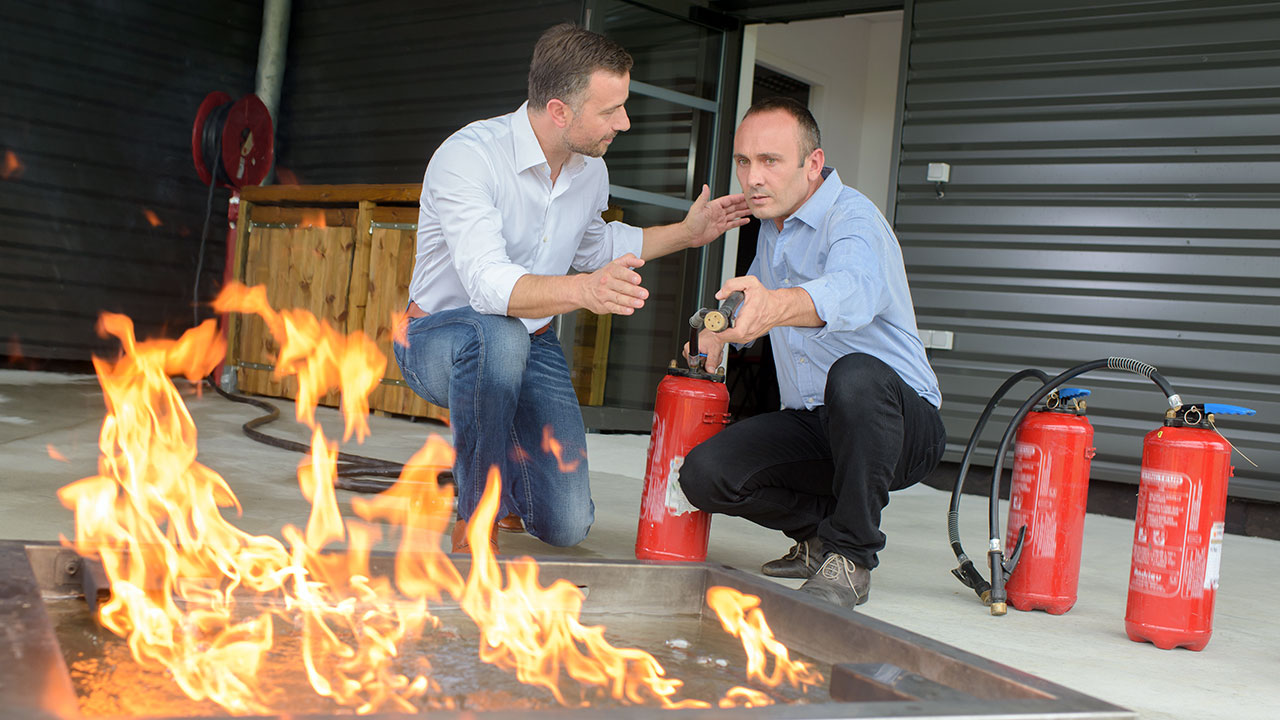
[
  {"x1": 55, "y1": 284, "x2": 824, "y2": 714},
  {"x1": 50, "y1": 599, "x2": 830, "y2": 717}
]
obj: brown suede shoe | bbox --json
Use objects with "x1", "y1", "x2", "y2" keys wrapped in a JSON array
[
  {"x1": 452, "y1": 518, "x2": 499, "y2": 555},
  {"x1": 495, "y1": 512, "x2": 525, "y2": 533}
]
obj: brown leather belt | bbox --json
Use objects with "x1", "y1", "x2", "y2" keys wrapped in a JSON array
[{"x1": 405, "y1": 302, "x2": 551, "y2": 335}]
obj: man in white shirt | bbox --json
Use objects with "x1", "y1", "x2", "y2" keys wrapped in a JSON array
[{"x1": 395, "y1": 24, "x2": 749, "y2": 554}]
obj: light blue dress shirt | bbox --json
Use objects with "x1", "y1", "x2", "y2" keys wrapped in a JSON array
[{"x1": 748, "y1": 167, "x2": 942, "y2": 410}]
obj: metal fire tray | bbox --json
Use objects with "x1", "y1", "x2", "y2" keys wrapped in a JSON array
[{"x1": 1, "y1": 541, "x2": 1132, "y2": 720}]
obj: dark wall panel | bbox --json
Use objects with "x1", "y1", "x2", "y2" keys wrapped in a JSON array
[
  {"x1": 895, "y1": 0, "x2": 1280, "y2": 500},
  {"x1": 274, "y1": 0, "x2": 583, "y2": 185},
  {"x1": 1, "y1": 0, "x2": 263, "y2": 361}
]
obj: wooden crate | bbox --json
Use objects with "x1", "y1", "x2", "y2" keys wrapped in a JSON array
[
  {"x1": 228, "y1": 184, "x2": 613, "y2": 423},
  {"x1": 230, "y1": 186, "x2": 448, "y2": 424}
]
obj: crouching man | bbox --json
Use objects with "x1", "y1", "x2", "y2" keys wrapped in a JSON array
[{"x1": 678, "y1": 97, "x2": 945, "y2": 610}]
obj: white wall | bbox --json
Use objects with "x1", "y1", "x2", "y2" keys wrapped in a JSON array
[
  {"x1": 719, "y1": 12, "x2": 903, "y2": 291},
  {"x1": 752, "y1": 11, "x2": 902, "y2": 213}
]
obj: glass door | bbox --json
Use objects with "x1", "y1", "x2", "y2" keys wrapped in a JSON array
[{"x1": 572, "y1": 0, "x2": 741, "y2": 429}]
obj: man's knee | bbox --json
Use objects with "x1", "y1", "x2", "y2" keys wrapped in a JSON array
[
  {"x1": 468, "y1": 313, "x2": 532, "y2": 386},
  {"x1": 826, "y1": 353, "x2": 897, "y2": 408},
  {"x1": 678, "y1": 441, "x2": 734, "y2": 513},
  {"x1": 529, "y1": 498, "x2": 594, "y2": 547}
]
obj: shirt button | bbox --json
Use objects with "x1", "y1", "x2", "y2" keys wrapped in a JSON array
[{"x1": 542, "y1": 236, "x2": 548, "y2": 243}]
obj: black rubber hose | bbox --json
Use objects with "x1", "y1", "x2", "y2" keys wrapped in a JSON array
[
  {"x1": 947, "y1": 368, "x2": 1050, "y2": 601},
  {"x1": 985, "y1": 357, "x2": 1181, "y2": 609},
  {"x1": 203, "y1": 376, "x2": 439, "y2": 493}
]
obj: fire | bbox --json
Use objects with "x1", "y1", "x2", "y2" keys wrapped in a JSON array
[
  {"x1": 58, "y1": 284, "x2": 823, "y2": 714},
  {"x1": 275, "y1": 167, "x2": 300, "y2": 185},
  {"x1": 541, "y1": 425, "x2": 582, "y2": 472},
  {"x1": 706, "y1": 586, "x2": 824, "y2": 691},
  {"x1": 299, "y1": 210, "x2": 328, "y2": 229},
  {"x1": 2, "y1": 149, "x2": 23, "y2": 180},
  {"x1": 47, "y1": 444, "x2": 69, "y2": 462},
  {"x1": 142, "y1": 209, "x2": 163, "y2": 227},
  {"x1": 390, "y1": 308, "x2": 410, "y2": 348}
]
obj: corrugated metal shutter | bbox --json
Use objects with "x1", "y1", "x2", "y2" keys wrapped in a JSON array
[
  {"x1": 894, "y1": 0, "x2": 1280, "y2": 500},
  {"x1": 1, "y1": 1, "x2": 262, "y2": 360},
  {"x1": 275, "y1": 0, "x2": 583, "y2": 185}
]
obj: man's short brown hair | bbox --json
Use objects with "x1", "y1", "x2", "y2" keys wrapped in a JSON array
[
  {"x1": 528, "y1": 24, "x2": 634, "y2": 111},
  {"x1": 744, "y1": 96, "x2": 822, "y2": 161}
]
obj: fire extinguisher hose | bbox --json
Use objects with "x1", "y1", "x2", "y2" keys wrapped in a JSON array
[
  {"x1": 948, "y1": 367, "x2": 1050, "y2": 603},
  {"x1": 950, "y1": 357, "x2": 1181, "y2": 614},
  {"x1": 980, "y1": 357, "x2": 1180, "y2": 614}
]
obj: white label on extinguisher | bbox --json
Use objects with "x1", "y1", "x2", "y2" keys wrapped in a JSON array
[
  {"x1": 1204, "y1": 522, "x2": 1225, "y2": 590},
  {"x1": 664, "y1": 456, "x2": 699, "y2": 516},
  {"x1": 1130, "y1": 468, "x2": 1193, "y2": 598}
]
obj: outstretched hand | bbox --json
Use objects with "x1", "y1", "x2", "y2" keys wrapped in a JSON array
[
  {"x1": 580, "y1": 253, "x2": 648, "y2": 315},
  {"x1": 683, "y1": 184, "x2": 751, "y2": 249}
]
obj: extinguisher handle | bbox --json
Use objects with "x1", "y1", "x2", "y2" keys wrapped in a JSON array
[{"x1": 1203, "y1": 403, "x2": 1255, "y2": 416}]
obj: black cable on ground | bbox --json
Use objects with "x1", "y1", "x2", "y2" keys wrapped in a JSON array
[{"x1": 203, "y1": 376, "x2": 451, "y2": 493}]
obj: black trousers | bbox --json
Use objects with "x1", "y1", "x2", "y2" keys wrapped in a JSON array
[{"x1": 678, "y1": 353, "x2": 946, "y2": 569}]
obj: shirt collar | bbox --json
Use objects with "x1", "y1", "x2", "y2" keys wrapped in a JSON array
[
  {"x1": 790, "y1": 167, "x2": 841, "y2": 229},
  {"x1": 512, "y1": 101, "x2": 588, "y2": 176},
  {"x1": 512, "y1": 102, "x2": 547, "y2": 173}
]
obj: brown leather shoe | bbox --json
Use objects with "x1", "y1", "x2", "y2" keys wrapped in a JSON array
[
  {"x1": 452, "y1": 518, "x2": 499, "y2": 555},
  {"x1": 495, "y1": 512, "x2": 525, "y2": 533}
]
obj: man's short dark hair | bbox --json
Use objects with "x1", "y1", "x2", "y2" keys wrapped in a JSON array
[
  {"x1": 528, "y1": 24, "x2": 634, "y2": 111},
  {"x1": 744, "y1": 96, "x2": 821, "y2": 161}
]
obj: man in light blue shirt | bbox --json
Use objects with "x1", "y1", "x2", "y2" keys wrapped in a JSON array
[{"x1": 679, "y1": 97, "x2": 946, "y2": 610}]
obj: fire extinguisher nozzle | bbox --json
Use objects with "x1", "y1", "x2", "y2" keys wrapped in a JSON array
[{"x1": 990, "y1": 602, "x2": 1007, "y2": 616}]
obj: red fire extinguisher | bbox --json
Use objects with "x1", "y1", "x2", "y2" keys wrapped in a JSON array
[
  {"x1": 1125, "y1": 403, "x2": 1254, "y2": 651},
  {"x1": 634, "y1": 367, "x2": 730, "y2": 561},
  {"x1": 1004, "y1": 388, "x2": 1097, "y2": 614},
  {"x1": 635, "y1": 293, "x2": 743, "y2": 562}
]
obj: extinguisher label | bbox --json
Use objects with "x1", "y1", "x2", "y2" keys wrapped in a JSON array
[
  {"x1": 1132, "y1": 468, "x2": 1205, "y2": 599},
  {"x1": 1008, "y1": 442, "x2": 1055, "y2": 558},
  {"x1": 664, "y1": 456, "x2": 699, "y2": 516},
  {"x1": 1204, "y1": 522, "x2": 1225, "y2": 590}
]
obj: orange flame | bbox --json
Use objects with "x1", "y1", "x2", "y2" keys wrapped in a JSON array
[
  {"x1": 459, "y1": 466, "x2": 708, "y2": 708},
  {"x1": 58, "y1": 285, "x2": 820, "y2": 714},
  {"x1": 541, "y1": 425, "x2": 581, "y2": 472},
  {"x1": 47, "y1": 444, "x2": 69, "y2": 462},
  {"x1": 275, "y1": 167, "x2": 300, "y2": 185},
  {"x1": 2, "y1": 149, "x2": 23, "y2": 180},
  {"x1": 214, "y1": 282, "x2": 381, "y2": 443},
  {"x1": 705, "y1": 586, "x2": 824, "y2": 691},
  {"x1": 300, "y1": 210, "x2": 328, "y2": 229},
  {"x1": 390, "y1": 308, "x2": 410, "y2": 348},
  {"x1": 719, "y1": 686, "x2": 773, "y2": 707},
  {"x1": 142, "y1": 208, "x2": 163, "y2": 227}
]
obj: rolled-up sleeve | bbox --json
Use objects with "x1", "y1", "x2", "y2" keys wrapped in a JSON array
[
  {"x1": 573, "y1": 172, "x2": 643, "y2": 272},
  {"x1": 424, "y1": 141, "x2": 528, "y2": 315},
  {"x1": 797, "y1": 229, "x2": 888, "y2": 339}
]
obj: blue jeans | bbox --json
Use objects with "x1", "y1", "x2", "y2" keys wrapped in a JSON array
[{"x1": 393, "y1": 306, "x2": 593, "y2": 546}]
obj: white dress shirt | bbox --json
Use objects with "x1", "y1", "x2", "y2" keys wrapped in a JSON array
[{"x1": 410, "y1": 102, "x2": 644, "y2": 332}]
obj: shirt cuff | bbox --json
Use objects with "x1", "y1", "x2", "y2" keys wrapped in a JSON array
[
  {"x1": 477, "y1": 263, "x2": 529, "y2": 316},
  {"x1": 610, "y1": 222, "x2": 644, "y2": 260},
  {"x1": 484, "y1": 265, "x2": 553, "y2": 334},
  {"x1": 797, "y1": 279, "x2": 837, "y2": 340}
]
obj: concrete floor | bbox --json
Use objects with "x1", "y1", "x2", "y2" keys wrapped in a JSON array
[{"x1": 2, "y1": 368, "x2": 1276, "y2": 719}]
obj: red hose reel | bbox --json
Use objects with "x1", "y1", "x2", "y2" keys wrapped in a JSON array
[{"x1": 191, "y1": 91, "x2": 273, "y2": 189}]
